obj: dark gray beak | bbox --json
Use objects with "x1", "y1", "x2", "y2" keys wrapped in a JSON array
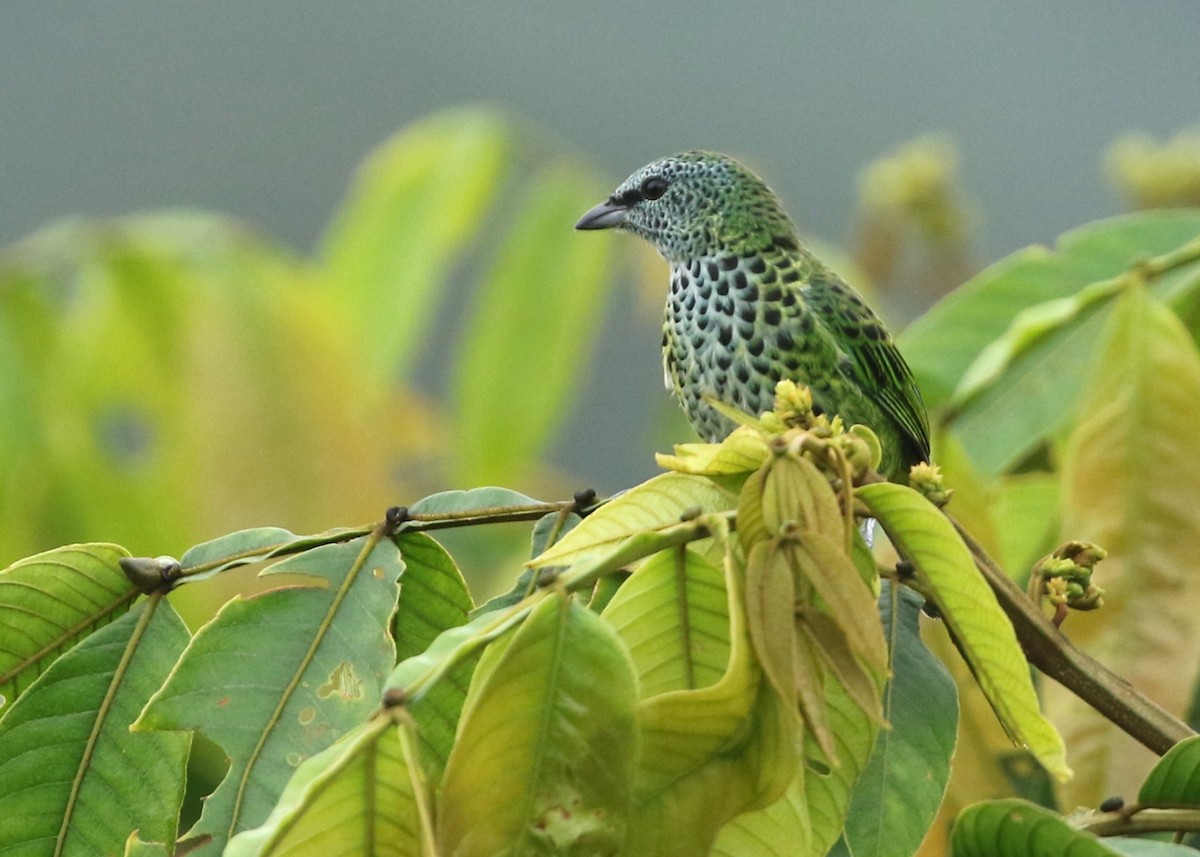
[{"x1": 575, "y1": 199, "x2": 628, "y2": 230}]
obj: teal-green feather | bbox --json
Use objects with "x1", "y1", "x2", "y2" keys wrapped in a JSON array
[{"x1": 577, "y1": 151, "x2": 930, "y2": 480}]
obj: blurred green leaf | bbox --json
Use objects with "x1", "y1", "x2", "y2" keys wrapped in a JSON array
[
  {"x1": 0, "y1": 214, "x2": 405, "y2": 563},
  {"x1": 436, "y1": 593, "x2": 637, "y2": 857},
  {"x1": 226, "y1": 716, "x2": 424, "y2": 857},
  {"x1": 321, "y1": 108, "x2": 512, "y2": 381},
  {"x1": 993, "y1": 473, "x2": 1060, "y2": 581},
  {"x1": 0, "y1": 542, "x2": 135, "y2": 715},
  {"x1": 0, "y1": 597, "x2": 190, "y2": 855},
  {"x1": 843, "y1": 582, "x2": 958, "y2": 857},
  {"x1": 453, "y1": 162, "x2": 614, "y2": 484},
  {"x1": 900, "y1": 211, "x2": 1200, "y2": 476},
  {"x1": 902, "y1": 210, "x2": 1200, "y2": 405},
  {"x1": 137, "y1": 536, "x2": 404, "y2": 854},
  {"x1": 124, "y1": 833, "x2": 173, "y2": 857},
  {"x1": 858, "y1": 482, "x2": 1070, "y2": 781},
  {"x1": 1047, "y1": 286, "x2": 1200, "y2": 807},
  {"x1": 950, "y1": 799, "x2": 1120, "y2": 857}
]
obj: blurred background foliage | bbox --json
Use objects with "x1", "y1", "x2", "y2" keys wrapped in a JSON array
[{"x1": 4, "y1": 110, "x2": 1200, "y2": 840}]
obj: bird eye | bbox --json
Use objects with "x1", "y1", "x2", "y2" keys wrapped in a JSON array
[{"x1": 641, "y1": 177, "x2": 669, "y2": 200}]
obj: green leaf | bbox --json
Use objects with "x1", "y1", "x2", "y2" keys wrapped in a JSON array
[
  {"x1": 225, "y1": 716, "x2": 425, "y2": 857},
  {"x1": 1046, "y1": 286, "x2": 1200, "y2": 807},
  {"x1": 0, "y1": 597, "x2": 191, "y2": 855},
  {"x1": 745, "y1": 541, "x2": 798, "y2": 716},
  {"x1": 1139, "y1": 735, "x2": 1200, "y2": 804},
  {"x1": 436, "y1": 593, "x2": 638, "y2": 857},
  {"x1": 474, "y1": 510, "x2": 583, "y2": 616},
  {"x1": 858, "y1": 482, "x2": 1070, "y2": 781},
  {"x1": 391, "y1": 532, "x2": 475, "y2": 781},
  {"x1": 843, "y1": 582, "x2": 958, "y2": 857},
  {"x1": 178, "y1": 528, "x2": 301, "y2": 581},
  {"x1": 900, "y1": 211, "x2": 1200, "y2": 476},
  {"x1": 601, "y1": 546, "x2": 730, "y2": 697},
  {"x1": 137, "y1": 535, "x2": 404, "y2": 854},
  {"x1": 530, "y1": 508, "x2": 582, "y2": 559},
  {"x1": 804, "y1": 671, "x2": 879, "y2": 856},
  {"x1": 0, "y1": 542, "x2": 136, "y2": 715},
  {"x1": 392, "y1": 532, "x2": 473, "y2": 662},
  {"x1": 1103, "y1": 838, "x2": 1200, "y2": 857},
  {"x1": 453, "y1": 162, "x2": 614, "y2": 485},
  {"x1": 407, "y1": 486, "x2": 545, "y2": 517},
  {"x1": 321, "y1": 107, "x2": 511, "y2": 380},
  {"x1": 530, "y1": 472, "x2": 733, "y2": 569},
  {"x1": 950, "y1": 799, "x2": 1122, "y2": 857}
]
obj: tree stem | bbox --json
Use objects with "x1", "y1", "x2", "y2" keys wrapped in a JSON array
[{"x1": 950, "y1": 516, "x2": 1196, "y2": 755}]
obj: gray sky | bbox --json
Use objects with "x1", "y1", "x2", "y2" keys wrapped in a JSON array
[
  {"x1": 4, "y1": 2, "x2": 1198, "y2": 490},
  {"x1": 5, "y1": 2, "x2": 1197, "y2": 257}
]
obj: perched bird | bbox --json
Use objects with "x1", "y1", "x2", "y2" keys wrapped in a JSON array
[{"x1": 576, "y1": 151, "x2": 929, "y2": 480}]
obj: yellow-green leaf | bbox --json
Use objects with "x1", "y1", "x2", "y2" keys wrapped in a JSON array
[
  {"x1": 711, "y1": 771, "x2": 812, "y2": 857},
  {"x1": 655, "y1": 426, "x2": 771, "y2": 476},
  {"x1": 745, "y1": 541, "x2": 798, "y2": 717},
  {"x1": 530, "y1": 472, "x2": 733, "y2": 569},
  {"x1": 761, "y1": 455, "x2": 844, "y2": 541},
  {"x1": 437, "y1": 593, "x2": 638, "y2": 857},
  {"x1": 601, "y1": 546, "x2": 730, "y2": 697},
  {"x1": 788, "y1": 531, "x2": 887, "y2": 677},
  {"x1": 857, "y1": 481, "x2": 1070, "y2": 781},
  {"x1": 225, "y1": 717, "x2": 424, "y2": 857},
  {"x1": 625, "y1": 550, "x2": 799, "y2": 856}
]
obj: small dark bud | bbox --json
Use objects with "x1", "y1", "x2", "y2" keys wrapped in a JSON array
[
  {"x1": 119, "y1": 555, "x2": 181, "y2": 594},
  {"x1": 384, "y1": 506, "x2": 410, "y2": 533},
  {"x1": 381, "y1": 687, "x2": 407, "y2": 709},
  {"x1": 572, "y1": 488, "x2": 597, "y2": 512},
  {"x1": 1099, "y1": 795, "x2": 1124, "y2": 813}
]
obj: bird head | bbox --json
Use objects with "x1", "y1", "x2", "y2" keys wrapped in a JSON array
[{"x1": 576, "y1": 151, "x2": 794, "y2": 261}]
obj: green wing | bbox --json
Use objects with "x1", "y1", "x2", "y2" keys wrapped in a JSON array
[{"x1": 803, "y1": 269, "x2": 931, "y2": 467}]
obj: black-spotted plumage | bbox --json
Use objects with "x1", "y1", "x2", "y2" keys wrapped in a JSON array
[{"x1": 577, "y1": 151, "x2": 929, "y2": 479}]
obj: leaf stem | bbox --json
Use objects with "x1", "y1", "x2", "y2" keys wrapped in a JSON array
[{"x1": 1077, "y1": 804, "x2": 1200, "y2": 837}]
